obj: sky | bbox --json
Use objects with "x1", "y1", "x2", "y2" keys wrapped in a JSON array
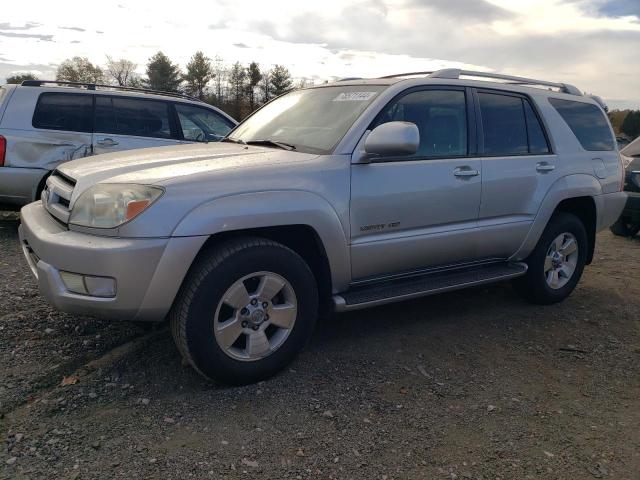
[{"x1": 1, "y1": 0, "x2": 639, "y2": 110}]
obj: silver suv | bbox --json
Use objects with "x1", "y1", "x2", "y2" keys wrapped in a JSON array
[
  {"x1": 19, "y1": 69, "x2": 626, "y2": 384},
  {"x1": 0, "y1": 80, "x2": 237, "y2": 207}
]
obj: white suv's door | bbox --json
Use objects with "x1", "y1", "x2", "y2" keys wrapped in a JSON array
[
  {"x1": 474, "y1": 91, "x2": 559, "y2": 259},
  {"x1": 350, "y1": 87, "x2": 482, "y2": 280},
  {"x1": 93, "y1": 95, "x2": 180, "y2": 155}
]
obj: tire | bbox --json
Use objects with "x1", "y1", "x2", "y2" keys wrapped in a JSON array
[
  {"x1": 513, "y1": 212, "x2": 588, "y2": 305},
  {"x1": 170, "y1": 237, "x2": 318, "y2": 385},
  {"x1": 610, "y1": 218, "x2": 640, "y2": 237}
]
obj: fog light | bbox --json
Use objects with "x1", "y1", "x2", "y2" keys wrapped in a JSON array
[{"x1": 59, "y1": 271, "x2": 116, "y2": 298}]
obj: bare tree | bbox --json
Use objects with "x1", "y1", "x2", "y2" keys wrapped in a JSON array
[
  {"x1": 105, "y1": 56, "x2": 138, "y2": 86},
  {"x1": 211, "y1": 56, "x2": 228, "y2": 105}
]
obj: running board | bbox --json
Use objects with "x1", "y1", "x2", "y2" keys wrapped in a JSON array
[{"x1": 333, "y1": 262, "x2": 527, "y2": 312}]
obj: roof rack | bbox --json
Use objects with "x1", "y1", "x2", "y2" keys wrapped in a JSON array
[
  {"x1": 381, "y1": 69, "x2": 582, "y2": 96},
  {"x1": 20, "y1": 80, "x2": 203, "y2": 102}
]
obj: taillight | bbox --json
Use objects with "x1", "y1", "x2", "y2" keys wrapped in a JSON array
[{"x1": 0, "y1": 136, "x2": 5, "y2": 167}]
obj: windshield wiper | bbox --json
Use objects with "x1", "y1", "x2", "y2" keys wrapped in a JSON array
[
  {"x1": 245, "y1": 139, "x2": 296, "y2": 151},
  {"x1": 221, "y1": 137, "x2": 246, "y2": 145}
]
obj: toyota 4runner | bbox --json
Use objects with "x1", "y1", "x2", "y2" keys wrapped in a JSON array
[{"x1": 19, "y1": 69, "x2": 627, "y2": 384}]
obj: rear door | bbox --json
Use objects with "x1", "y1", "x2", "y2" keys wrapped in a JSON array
[
  {"x1": 93, "y1": 95, "x2": 180, "y2": 155},
  {"x1": 475, "y1": 90, "x2": 558, "y2": 258}
]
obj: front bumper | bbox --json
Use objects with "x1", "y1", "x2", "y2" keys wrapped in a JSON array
[{"x1": 19, "y1": 202, "x2": 207, "y2": 321}]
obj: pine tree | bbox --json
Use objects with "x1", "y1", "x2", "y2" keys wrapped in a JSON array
[
  {"x1": 184, "y1": 51, "x2": 213, "y2": 99},
  {"x1": 145, "y1": 52, "x2": 182, "y2": 92},
  {"x1": 228, "y1": 62, "x2": 247, "y2": 119},
  {"x1": 621, "y1": 111, "x2": 640, "y2": 139},
  {"x1": 246, "y1": 62, "x2": 262, "y2": 111},
  {"x1": 269, "y1": 65, "x2": 293, "y2": 97}
]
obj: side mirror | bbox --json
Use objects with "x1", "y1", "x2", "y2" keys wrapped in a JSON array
[{"x1": 364, "y1": 121, "x2": 420, "y2": 158}]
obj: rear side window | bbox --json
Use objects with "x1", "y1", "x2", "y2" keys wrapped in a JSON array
[
  {"x1": 478, "y1": 92, "x2": 550, "y2": 156},
  {"x1": 32, "y1": 93, "x2": 93, "y2": 133},
  {"x1": 175, "y1": 103, "x2": 234, "y2": 141},
  {"x1": 549, "y1": 98, "x2": 614, "y2": 151},
  {"x1": 95, "y1": 96, "x2": 173, "y2": 139}
]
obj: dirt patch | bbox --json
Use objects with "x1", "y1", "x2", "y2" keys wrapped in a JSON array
[{"x1": 1, "y1": 217, "x2": 639, "y2": 479}]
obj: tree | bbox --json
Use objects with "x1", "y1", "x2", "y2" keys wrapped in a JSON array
[
  {"x1": 269, "y1": 65, "x2": 293, "y2": 97},
  {"x1": 145, "y1": 51, "x2": 182, "y2": 92},
  {"x1": 246, "y1": 62, "x2": 262, "y2": 111},
  {"x1": 56, "y1": 57, "x2": 103, "y2": 83},
  {"x1": 6, "y1": 73, "x2": 38, "y2": 84},
  {"x1": 228, "y1": 62, "x2": 247, "y2": 119},
  {"x1": 259, "y1": 68, "x2": 272, "y2": 104},
  {"x1": 621, "y1": 111, "x2": 640, "y2": 139},
  {"x1": 184, "y1": 51, "x2": 213, "y2": 100},
  {"x1": 105, "y1": 56, "x2": 138, "y2": 86}
]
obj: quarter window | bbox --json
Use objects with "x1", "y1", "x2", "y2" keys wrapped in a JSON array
[
  {"x1": 549, "y1": 98, "x2": 614, "y2": 151},
  {"x1": 32, "y1": 93, "x2": 93, "y2": 133},
  {"x1": 95, "y1": 96, "x2": 173, "y2": 139},
  {"x1": 175, "y1": 103, "x2": 233, "y2": 141},
  {"x1": 372, "y1": 89, "x2": 468, "y2": 158}
]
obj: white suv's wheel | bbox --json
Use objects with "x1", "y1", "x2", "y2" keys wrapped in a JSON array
[
  {"x1": 513, "y1": 212, "x2": 587, "y2": 305},
  {"x1": 170, "y1": 237, "x2": 318, "y2": 385}
]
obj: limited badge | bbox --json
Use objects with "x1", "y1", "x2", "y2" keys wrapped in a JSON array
[{"x1": 333, "y1": 92, "x2": 378, "y2": 102}]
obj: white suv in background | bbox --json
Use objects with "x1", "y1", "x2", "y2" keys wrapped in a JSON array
[{"x1": 0, "y1": 81, "x2": 237, "y2": 207}]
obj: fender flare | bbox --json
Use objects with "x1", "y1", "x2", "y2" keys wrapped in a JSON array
[
  {"x1": 172, "y1": 190, "x2": 351, "y2": 292},
  {"x1": 510, "y1": 174, "x2": 601, "y2": 261}
]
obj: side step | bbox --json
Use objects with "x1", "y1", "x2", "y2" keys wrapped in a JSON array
[{"x1": 333, "y1": 262, "x2": 527, "y2": 312}]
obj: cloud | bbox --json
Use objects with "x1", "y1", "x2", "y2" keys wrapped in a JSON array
[
  {"x1": 59, "y1": 26, "x2": 86, "y2": 32},
  {"x1": 0, "y1": 22, "x2": 40, "y2": 30},
  {"x1": 233, "y1": 43, "x2": 249, "y2": 48},
  {"x1": 0, "y1": 32, "x2": 54, "y2": 41}
]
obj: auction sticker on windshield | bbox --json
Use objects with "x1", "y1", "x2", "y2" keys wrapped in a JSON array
[{"x1": 333, "y1": 92, "x2": 378, "y2": 102}]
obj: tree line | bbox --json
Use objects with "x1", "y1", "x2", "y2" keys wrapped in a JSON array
[
  {"x1": 7, "y1": 52, "x2": 306, "y2": 120},
  {"x1": 609, "y1": 109, "x2": 640, "y2": 140}
]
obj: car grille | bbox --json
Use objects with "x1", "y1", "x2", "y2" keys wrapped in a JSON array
[{"x1": 42, "y1": 171, "x2": 76, "y2": 225}]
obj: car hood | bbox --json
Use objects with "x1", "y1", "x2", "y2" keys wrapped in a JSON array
[{"x1": 58, "y1": 142, "x2": 318, "y2": 196}]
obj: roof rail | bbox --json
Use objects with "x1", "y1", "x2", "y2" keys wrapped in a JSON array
[
  {"x1": 381, "y1": 69, "x2": 582, "y2": 96},
  {"x1": 20, "y1": 80, "x2": 203, "y2": 102}
]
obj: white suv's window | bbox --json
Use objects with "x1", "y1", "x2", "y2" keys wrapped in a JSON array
[
  {"x1": 95, "y1": 96, "x2": 173, "y2": 139},
  {"x1": 32, "y1": 93, "x2": 93, "y2": 133},
  {"x1": 549, "y1": 98, "x2": 615, "y2": 151},
  {"x1": 175, "y1": 103, "x2": 233, "y2": 142}
]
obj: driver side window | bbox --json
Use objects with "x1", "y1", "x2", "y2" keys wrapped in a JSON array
[
  {"x1": 175, "y1": 103, "x2": 233, "y2": 142},
  {"x1": 371, "y1": 89, "x2": 468, "y2": 158}
]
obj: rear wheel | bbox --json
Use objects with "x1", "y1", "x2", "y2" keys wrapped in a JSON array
[
  {"x1": 513, "y1": 212, "x2": 587, "y2": 305},
  {"x1": 170, "y1": 237, "x2": 318, "y2": 385},
  {"x1": 610, "y1": 218, "x2": 640, "y2": 237}
]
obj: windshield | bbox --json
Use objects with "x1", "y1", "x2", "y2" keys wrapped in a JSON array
[{"x1": 228, "y1": 85, "x2": 387, "y2": 154}]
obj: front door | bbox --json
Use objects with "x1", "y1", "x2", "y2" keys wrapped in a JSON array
[
  {"x1": 93, "y1": 95, "x2": 179, "y2": 155},
  {"x1": 349, "y1": 87, "x2": 482, "y2": 280}
]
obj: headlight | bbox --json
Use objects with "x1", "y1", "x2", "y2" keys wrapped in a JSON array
[{"x1": 69, "y1": 184, "x2": 163, "y2": 229}]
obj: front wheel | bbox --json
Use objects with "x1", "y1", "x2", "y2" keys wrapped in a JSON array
[
  {"x1": 170, "y1": 237, "x2": 318, "y2": 385},
  {"x1": 513, "y1": 212, "x2": 588, "y2": 305}
]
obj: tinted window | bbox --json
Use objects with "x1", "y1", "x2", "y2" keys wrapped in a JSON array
[
  {"x1": 33, "y1": 93, "x2": 93, "y2": 133},
  {"x1": 372, "y1": 89, "x2": 467, "y2": 157},
  {"x1": 478, "y1": 93, "x2": 528, "y2": 156},
  {"x1": 95, "y1": 96, "x2": 173, "y2": 139},
  {"x1": 175, "y1": 103, "x2": 233, "y2": 141},
  {"x1": 549, "y1": 98, "x2": 614, "y2": 151},
  {"x1": 524, "y1": 100, "x2": 550, "y2": 154}
]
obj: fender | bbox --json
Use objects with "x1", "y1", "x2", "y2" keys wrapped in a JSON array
[
  {"x1": 510, "y1": 174, "x2": 602, "y2": 261},
  {"x1": 172, "y1": 190, "x2": 351, "y2": 292}
]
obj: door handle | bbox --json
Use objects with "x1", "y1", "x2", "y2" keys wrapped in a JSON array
[
  {"x1": 453, "y1": 167, "x2": 479, "y2": 177},
  {"x1": 96, "y1": 138, "x2": 119, "y2": 147},
  {"x1": 536, "y1": 162, "x2": 555, "y2": 172}
]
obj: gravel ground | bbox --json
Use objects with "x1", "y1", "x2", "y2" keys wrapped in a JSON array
[{"x1": 1, "y1": 212, "x2": 639, "y2": 480}]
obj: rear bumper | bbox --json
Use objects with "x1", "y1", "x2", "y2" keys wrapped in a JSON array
[
  {"x1": 619, "y1": 191, "x2": 640, "y2": 223},
  {"x1": 19, "y1": 201, "x2": 207, "y2": 321},
  {"x1": 595, "y1": 191, "x2": 628, "y2": 231},
  {"x1": 0, "y1": 167, "x2": 48, "y2": 207}
]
